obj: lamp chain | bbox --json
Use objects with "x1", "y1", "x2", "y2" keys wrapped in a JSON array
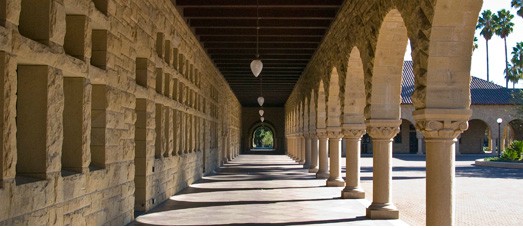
[{"x1": 256, "y1": 0, "x2": 259, "y2": 58}]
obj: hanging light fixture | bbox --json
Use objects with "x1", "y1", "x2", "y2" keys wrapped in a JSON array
[
  {"x1": 250, "y1": 0, "x2": 263, "y2": 77},
  {"x1": 259, "y1": 109, "x2": 264, "y2": 116},
  {"x1": 257, "y1": 96, "x2": 264, "y2": 106},
  {"x1": 260, "y1": 116, "x2": 265, "y2": 122}
]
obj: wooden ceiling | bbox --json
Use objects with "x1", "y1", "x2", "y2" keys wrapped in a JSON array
[{"x1": 174, "y1": 0, "x2": 344, "y2": 107}]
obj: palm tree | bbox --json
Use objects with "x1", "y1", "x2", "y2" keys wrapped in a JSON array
[
  {"x1": 512, "y1": 42, "x2": 523, "y2": 67},
  {"x1": 473, "y1": 36, "x2": 479, "y2": 53},
  {"x1": 510, "y1": 42, "x2": 523, "y2": 87},
  {"x1": 476, "y1": 10, "x2": 495, "y2": 82},
  {"x1": 493, "y1": 9, "x2": 515, "y2": 88},
  {"x1": 512, "y1": 0, "x2": 523, "y2": 18},
  {"x1": 506, "y1": 63, "x2": 523, "y2": 88}
]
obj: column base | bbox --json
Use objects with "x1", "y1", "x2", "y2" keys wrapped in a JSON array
[
  {"x1": 326, "y1": 178, "x2": 345, "y2": 187},
  {"x1": 316, "y1": 171, "x2": 329, "y2": 179},
  {"x1": 366, "y1": 203, "x2": 399, "y2": 219},
  {"x1": 341, "y1": 187, "x2": 365, "y2": 199},
  {"x1": 298, "y1": 160, "x2": 305, "y2": 165},
  {"x1": 308, "y1": 167, "x2": 319, "y2": 173},
  {"x1": 302, "y1": 163, "x2": 311, "y2": 169}
]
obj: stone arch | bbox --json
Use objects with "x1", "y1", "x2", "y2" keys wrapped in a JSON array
[
  {"x1": 407, "y1": 0, "x2": 482, "y2": 111},
  {"x1": 460, "y1": 119, "x2": 490, "y2": 154},
  {"x1": 327, "y1": 67, "x2": 342, "y2": 128},
  {"x1": 365, "y1": 9, "x2": 408, "y2": 120},
  {"x1": 248, "y1": 121, "x2": 278, "y2": 152},
  {"x1": 343, "y1": 47, "x2": 366, "y2": 124},
  {"x1": 504, "y1": 119, "x2": 523, "y2": 147},
  {"x1": 317, "y1": 80, "x2": 327, "y2": 130}
]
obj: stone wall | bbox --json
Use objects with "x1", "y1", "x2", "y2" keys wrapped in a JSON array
[{"x1": 0, "y1": 0, "x2": 241, "y2": 225}]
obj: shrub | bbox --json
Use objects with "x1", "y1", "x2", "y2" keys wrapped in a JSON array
[{"x1": 501, "y1": 140, "x2": 523, "y2": 161}]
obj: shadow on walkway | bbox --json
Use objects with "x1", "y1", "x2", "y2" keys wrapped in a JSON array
[{"x1": 132, "y1": 155, "x2": 407, "y2": 226}]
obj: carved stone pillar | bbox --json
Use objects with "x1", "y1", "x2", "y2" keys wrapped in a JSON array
[
  {"x1": 341, "y1": 125, "x2": 366, "y2": 199},
  {"x1": 366, "y1": 119, "x2": 401, "y2": 219},
  {"x1": 326, "y1": 128, "x2": 344, "y2": 187},
  {"x1": 316, "y1": 130, "x2": 329, "y2": 179},
  {"x1": 299, "y1": 135, "x2": 306, "y2": 165},
  {"x1": 309, "y1": 133, "x2": 319, "y2": 173},
  {"x1": 414, "y1": 109, "x2": 470, "y2": 226},
  {"x1": 304, "y1": 134, "x2": 311, "y2": 168}
]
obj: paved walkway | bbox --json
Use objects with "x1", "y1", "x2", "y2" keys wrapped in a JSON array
[{"x1": 134, "y1": 155, "x2": 407, "y2": 226}]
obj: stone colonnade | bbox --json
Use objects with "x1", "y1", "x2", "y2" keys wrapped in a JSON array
[{"x1": 285, "y1": 0, "x2": 482, "y2": 225}]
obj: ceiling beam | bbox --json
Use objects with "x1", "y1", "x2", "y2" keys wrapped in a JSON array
[
  {"x1": 183, "y1": 8, "x2": 338, "y2": 19},
  {"x1": 176, "y1": 0, "x2": 343, "y2": 7},
  {"x1": 189, "y1": 18, "x2": 331, "y2": 28}
]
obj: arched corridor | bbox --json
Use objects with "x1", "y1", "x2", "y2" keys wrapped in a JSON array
[{"x1": 4, "y1": 0, "x2": 521, "y2": 226}]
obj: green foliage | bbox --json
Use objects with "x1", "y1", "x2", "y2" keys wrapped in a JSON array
[
  {"x1": 252, "y1": 126, "x2": 274, "y2": 149},
  {"x1": 493, "y1": 9, "x2": 515, "y2": 39},
  {"x1": 477, "y1": 10, "x2": 495, "y2": 41},
  {"x1": 512, "y1": 0, "x2": 523, "y2": 18},
  {"x1": 261, "y1": 130, "x2": 273, "y2": 147},
  {"x1": 501, "y1": 140, "x2": 523, "y2": 161},
  {"x1": 505, "y1": 63, "x2": 523, "y2": 87}
]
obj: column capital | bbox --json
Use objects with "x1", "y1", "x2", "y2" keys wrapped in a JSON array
[
  {"x1": 342, "y1": 123, "x2": 366, "y2": 139},
  {"x1": 326, "y1": 126, "x2": 342, "y2": 139},
  {"x1": 316, "y1": 128, "x2": 328, "y2": 139},
  {"x1": 413, "y1": 109, "x2": 471, "y2": 139},
  {"x1": 365, "y1": 119, "x2": 401, "y2": 140}
]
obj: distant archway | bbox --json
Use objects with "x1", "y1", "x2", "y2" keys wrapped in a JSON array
[
  {"x1": 460, "y1": 119, "x2": 489, "y2": 154},
  {"x1": 248, "y1": 122, "x2": 278, "y2": 152}
]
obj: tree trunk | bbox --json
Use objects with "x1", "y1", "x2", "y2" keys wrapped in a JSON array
[
  {"x1": 505, "y1": 38, "x2": 509, "y2": 88},
  {"x1": 486, "y1": 39, "x2": 490, "y2": 82}
]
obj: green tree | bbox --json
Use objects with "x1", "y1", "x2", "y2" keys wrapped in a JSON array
[
  {"x1": 512, "y1": 0, "x2": 523, "y2": 18},
  {"x1": 261, "y1": 130, "x2": 273, "y2": 147},
  {"x1": 512, "y1": 42, "x2": 523, "y2": 66},
  {"x1": 506, "y1": 63, "x2": 522, "y2": 88},
  {"x1": 473, "y1": 36, "x2": 479, "y2": 52},
  {"x1": 476, "y1": 10, "x2": 495, "y2": 82},
  {"x1": 508, "y1": 42, "x2": 523, "y2": 88},
  {"x1": 493, "y1": 9, "x2": 515, "y2": 88}
]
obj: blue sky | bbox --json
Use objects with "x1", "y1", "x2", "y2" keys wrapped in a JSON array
[{"x1": 405, "y1": 0, "x2": 523, "y2": 88}]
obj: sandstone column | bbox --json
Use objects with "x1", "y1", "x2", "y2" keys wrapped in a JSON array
[
  {"x1": 299, "y1": 135, "x2": 306, "y2": 165},
  {"x1": 414, "y1": 110, "x2": 470, "y2": 226},
  {"x1": 366, "y1": 119, "x2": 401, "y2": 219},
  {"x1": 341, "y1": 125, "x2": 366, "y2": 199},
  {"x1": 316, "y1": 130, "x2": 329, "y2": 179},
  {"x1": 304, "y1": 134, "x2": 311, "y2": 168},
  {"x1": 309, "y1": 134, "x2": 319, "y2": 173},
  {"x1": 326, "y1": 129, "x2": 344, "y2": 187}
]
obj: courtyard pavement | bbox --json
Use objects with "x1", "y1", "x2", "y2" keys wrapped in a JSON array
[
  {"x1": 133, "y1": 153, "x2": 522, "y2": 226},
  {"x1": 356, "y1": 153, "x2": 523, "y2": 226},
  {"x1": 134, "y1": 155, "x2": 407, "y2": 226}
]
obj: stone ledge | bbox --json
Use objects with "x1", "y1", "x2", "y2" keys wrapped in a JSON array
[{"x1": 474, "y1": 159, "x2": 523, "y2": 169}]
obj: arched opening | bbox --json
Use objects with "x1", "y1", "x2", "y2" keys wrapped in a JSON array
[
  {"x1": 252, "y1": 125, "x2": 274, "y2": 149},
  {"x1": 393, "y1": 119, "x2": 418, "y2": 154},
  {"x1": 504, "y1": 119, "x2": 523, "y2": 148},
  {"x1": 459, "y1": 119, "x2": 490, "y2": 154},
  {"x1": 248, "y1": 122, "x2": 278, "y2": 153}
]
